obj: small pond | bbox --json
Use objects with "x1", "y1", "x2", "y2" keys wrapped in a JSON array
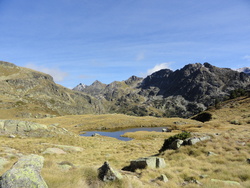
[{"x1": 80, "y1": 127, "x2": 167, "y2": 141}]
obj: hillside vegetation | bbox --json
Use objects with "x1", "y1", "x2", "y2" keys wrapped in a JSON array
[{"x1": 0, "y1": 96, "x2": 249, "y2": 187}]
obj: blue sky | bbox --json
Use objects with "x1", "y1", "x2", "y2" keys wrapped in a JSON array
[{"x1": 0, "y1": 0, "x2": 250, "y2": 88}]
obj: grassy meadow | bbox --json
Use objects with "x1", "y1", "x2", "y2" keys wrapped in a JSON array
[{"x1": 0, "y1": 97, "x2": 249, "y2": 187}]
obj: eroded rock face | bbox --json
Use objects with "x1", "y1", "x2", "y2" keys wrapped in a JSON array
[
  {"x1": 0, "y1": 154, "x2": 48, "y2": 188},
  {"x1": 98, "y1": 161, "x2": 123, "y2": 182}
]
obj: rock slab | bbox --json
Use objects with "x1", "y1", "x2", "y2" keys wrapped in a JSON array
[{"x1": 0, "y1": 154, "x2": 48, "y2": 188}]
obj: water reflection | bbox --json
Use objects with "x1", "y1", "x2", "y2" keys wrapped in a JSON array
[{"x1": 80, "y1": 127, "x2": 166, "y2": 141}]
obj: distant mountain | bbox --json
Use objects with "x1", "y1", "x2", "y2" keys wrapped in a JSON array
[
  {"x1": 236, "y1": 67, "x2": 250, "y2": 75},
  {"x1": 74, "y1": 62, "x2": 250, "y2": 117},
  {"x1": 72, "y1": 83, "x2": 86, "y2": 91},
  {"x1": 1, "y1": 60, "x2": 249, "y2": 119}
]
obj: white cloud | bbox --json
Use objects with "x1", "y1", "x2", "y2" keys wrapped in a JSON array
[
  {"x1": 243, "y1": 55, "x2": 250, "y2": 61},
  {"x1": 146, "y1": 62, "x2": 172, "y2": 75},
  {"x1": 25, "y1": 63, "x2": 68, "y2": 82}
]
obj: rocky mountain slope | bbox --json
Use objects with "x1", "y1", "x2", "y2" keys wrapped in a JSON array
[
  {"x1": 0, "y1": 61, "x2": 106, "y2": 118},
  {"x1": 74, "y1": 63, "x2": 250, "y2": 117}
]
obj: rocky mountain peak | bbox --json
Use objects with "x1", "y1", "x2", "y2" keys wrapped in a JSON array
[
  {"x1": 72, "y1": 83, "x2": 86, "y2": 91},
  {"x1": 125, "y1": 76, "x2": 143, "y2": 87}
]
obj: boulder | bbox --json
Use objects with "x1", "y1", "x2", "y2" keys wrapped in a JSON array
[
  {"x1": 0, "y1": 120, "x2": 47, "y2": 135},
  {"x1": 184, "y1": 136, "x2": 211, "y2": 145},
  {"x1": 156, "y1": 174, "x2": 168, "y2": 182},
  {"x1": 169, "y1": 139, "x2": 183, "y2": 150},
  {"x1": 98, "y1": 161, "x2": 123, "y2": 182},
  {"x1": 162, "y1": 128, "x2": 172, "y2": 132},
  {"x1": 0, "y1": 154, "x2": 48, "y2": 188},
  {"x1": 123, "y1": 157, "x2": 166, "y2": 172}
]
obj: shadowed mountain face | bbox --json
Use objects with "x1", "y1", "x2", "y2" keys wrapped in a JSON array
[{"x1": 74, "y1": 63, "x2": 250, "y2": 117}]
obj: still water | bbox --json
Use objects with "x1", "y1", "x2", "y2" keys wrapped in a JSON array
[{"x1": 80, "y1": 127, "x2": 166, "y2": 141}]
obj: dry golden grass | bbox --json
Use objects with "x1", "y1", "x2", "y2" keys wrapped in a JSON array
[{"x1": 0, "y1": 97, "x2": 249, "y2": 187}]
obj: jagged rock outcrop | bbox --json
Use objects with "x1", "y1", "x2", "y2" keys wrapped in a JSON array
[{"x1": 0, "y1": 154, "x2": 48, "y2": 188}]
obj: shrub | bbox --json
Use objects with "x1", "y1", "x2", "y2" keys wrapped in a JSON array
[{"x1": 159, "y1": 132, "x2": 191, "y2": 152}]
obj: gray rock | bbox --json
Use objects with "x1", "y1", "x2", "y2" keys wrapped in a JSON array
[
  {"x1": 8, "y1": 134, "x2": 16, "y2": 138},
  {"x1": 0, "y1": 120, "x2": 47, "y2": 135},
  {"x1": 247, "y1": 158, "x2": 250, "y2": 164},
  {"x1": 98, "y1": 161, "x2": 123, "y2": 182},
  {"x1": 162, "y1": 128, "x2": 171, "y2": 132},
  {"x1": 185, "y1": 136, "x2": 211, "y2": 145},
  {"x1": 169, "y1": 139, "x2": 183, "y2": 150},
  {"x1": 0, "y1": 154, "x2": 48, "y2": 188},
  {"x1": 92, "y1": 133, "x2": 100, "y2": 137},
  {"x1": 157, "y1": 174, "x2": 168, "y2": 182},
  {"x1": 207, "y1": 151, "x2": 217, "y2": 156},
  {"x1": 123, "y1": 157, "x2": 166, "y2": 172},
  {"x1": 211, "y1": 179, "x2": 241, "y2": 186}
]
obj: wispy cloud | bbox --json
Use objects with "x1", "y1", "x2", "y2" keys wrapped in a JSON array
[
  {"x1": 243, "y1": 55, "x2": 250, "y2": 61},
  {"x1": 146, "y1": 62, "x2": 172, "y2": 75},
  {"x1": 25, "y1": 63, "x2": 68, "y2": 82},
  {"x1": 136, "y1": 52, "x2": 145, "y2": 61}
]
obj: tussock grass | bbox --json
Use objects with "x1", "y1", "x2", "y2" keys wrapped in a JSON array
[{"x1": 0, "y1": 97, "x2": 249, "y2": 187}]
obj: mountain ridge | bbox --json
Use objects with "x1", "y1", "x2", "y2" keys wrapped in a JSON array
[{"x1": 74, "y1": 62, "x2": 250, "y2": 117}]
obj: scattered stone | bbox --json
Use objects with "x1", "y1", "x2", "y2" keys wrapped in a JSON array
[
  {"x1": 0, "y1": 154, "x2": 48, "y2": 188},
  {"x1": 8, "y1": 134, "x2": 16, "y2": 138},
  {"x1": 92, "y1": 133, "x2": 100, "y2": 137},
  {"x1": 184, "y1": 136, "x2": 211, "y2": 145},
  {"x1": 247, "y1": 158, "x2": 250, "y2": 164},
  {"x1": 200, "y1": 174, "x2": 208, "y2": 179},
  {"x1": 122, "y1": 157, "x2": 166, "y2": 172},
  {"x1": 169, "y1": 139, "x2": 183, "y2": 150},
  {"x1": 162, "y1": 128, "x2": 172, "y2": 132},
  {"x1": 207, "y1": 151, "x2": 217, "y2": 156},
  {"x1": 98, "y1": 161, "x2": 123, "y2": 182},
  {"x1": 211, "y1": 179, "x2": 241, "y2": 186},
  {"x1": 42, "y1": 148, "x2": 67, "y2": 155},
  {"x1": 156, "y1": 174, "x2": 168, "y2": 182}
]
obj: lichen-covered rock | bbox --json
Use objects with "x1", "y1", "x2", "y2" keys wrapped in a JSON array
[
  {"x1": 184, "y1": 136, "x2": 211, "y2": 145},
  {"x1": 0, "y1": 154, "x2": 48, "y2": 188},
  {"x1": 0, "y1": 120, "x2": 47, "y2": 135},
  {"x1": 98, "y1": 161, "x2": 123, "y2": 182}
]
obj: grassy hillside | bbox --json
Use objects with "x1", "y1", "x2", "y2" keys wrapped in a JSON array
[{"x1": 0, "y1": 96, "x2": 249, "y2": 187}]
